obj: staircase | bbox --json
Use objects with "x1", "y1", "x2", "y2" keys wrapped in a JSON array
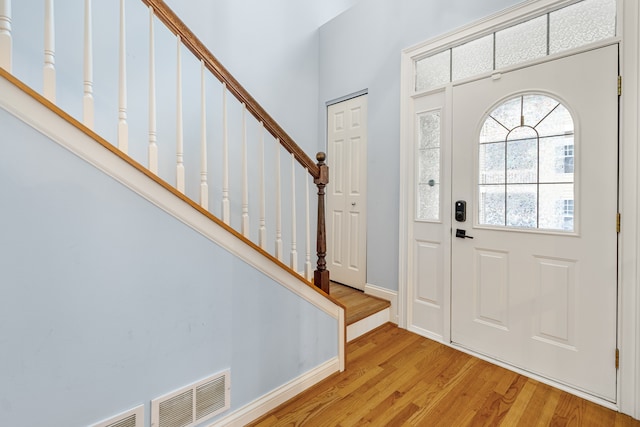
[
  {"x1": 0, "y1": 1, "x2": 348, "y2": 426},
  {"x1": 330, "y1": 282, "x2": 392, "y2": 342}
]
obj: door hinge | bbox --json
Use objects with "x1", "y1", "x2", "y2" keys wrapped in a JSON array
[
  {"x1": 615, "y1": 348, "x2": 620, "y2": 370},
  {"x1": 618, "y1": 76, "x2": 622, "y2": 96},
  {"x1": 617, "y1": 213, "x2": 621, "y2": 233}
]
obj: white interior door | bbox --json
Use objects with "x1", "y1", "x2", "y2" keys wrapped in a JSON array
[
  {"x1": 327, "y1": 95, "x2": 368, "y2": 289},
  {"x1": 451, "y1": 45, "x2": 619, "y2": 401}
]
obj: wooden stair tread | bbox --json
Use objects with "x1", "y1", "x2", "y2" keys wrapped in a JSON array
[{"x1": 330, "y1": 282, "x2": 390, "y2": 325}]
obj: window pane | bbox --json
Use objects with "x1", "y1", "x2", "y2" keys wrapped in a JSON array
[
  {"x1": 539, "y1": 184, "x2": 575, "y2": 231},
  {"x1": 415, "y1": 50, "x2": 451, "y2": 92},
  {"x1": 489, "y1": 97, "x2": 522, "y2": 130},
  {"x1": 534, "y1": 103, "x2": 573, "y2": 137},
  {"x1": 495, "y1": 15, "x2": 547, "y2": 69},
  {"x1": 550, "y1": 0, "x2": 616, "y2": 54},
  {"x1": 416, "y1": 111, "x2": 441, "y2": 220},
  {"x1": 539, "y1": 136, "x2": 575, "y2": 183},
  {"x1": 506, "y1": 184, "x2": 537, "y2": 228},
  {"x1": 480, "y1": 116, "x2": 509, "y2": 144},
  {"x1": 417, "y1": 183, "x2": 440, "y2": 221},
  {"x1": 523, "y1": 95, "x2": 561, "y2": 128},
  {"x1": 507, "y1": 129, "x2": 538, "y2": 184},
  {"x1": 452, "y1": 34, "x2": 494, "y2": 81},
  {"x1": 479, "y1": 185, "x2": 506, "y2": 226},
  {"x1": 419, "y1": 111, "x2": 441, "y2": 149},
  {"x1": 479, "y1": 142, "x2": 505, "y2": 184},
  {"x1": 418, "y1": 149, "x2": 440, "y2": 183}
]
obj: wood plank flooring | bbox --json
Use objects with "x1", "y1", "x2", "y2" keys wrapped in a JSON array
[
  {"x1": 248, "y1": 323, "x2": 639, "y2": 427},
  {"x1": 330, "y1": 282, "x2": 390, "y2": 325}
]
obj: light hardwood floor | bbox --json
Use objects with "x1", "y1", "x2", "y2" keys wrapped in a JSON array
[{"x1": 249, "y1": 323, "x2": 639, "y2": 426}]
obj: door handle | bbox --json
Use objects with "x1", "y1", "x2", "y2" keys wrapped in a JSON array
[
  {"x1": 351, "y1": 202, "x2": 356, "y2": 206},
  {"x1": 455, "y1": 229, "x2": 474, "y2": 239}
]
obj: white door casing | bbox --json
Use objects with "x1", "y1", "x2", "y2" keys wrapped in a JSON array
[
  {"x1": 451, "y1": 45, "x2": 618, "y2": 401},
  {"x1": 327, "y1": 95, "x2": 368, "y2": 289}
]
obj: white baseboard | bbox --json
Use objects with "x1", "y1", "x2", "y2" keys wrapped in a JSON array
[
  {"x1": 210, "y1": 357, "x2": 340, "y2": 427},
  {"x1": 364, "y1": 283, "x2": 398, "y2": 324}
]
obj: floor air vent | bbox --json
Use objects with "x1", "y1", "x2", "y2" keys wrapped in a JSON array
[
  {"x1": 152, "y1": 370, "x2": 230, "y2": 427},
  {"x1": 90, "y1": 405, "x2": 144, "y2": 427}
]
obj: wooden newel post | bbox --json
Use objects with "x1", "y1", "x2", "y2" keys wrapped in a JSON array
[{"x1": 314, "y1": 152, "x2": 330, "y2": 294}]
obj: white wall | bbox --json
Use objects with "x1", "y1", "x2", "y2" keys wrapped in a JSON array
[{"x1": 318, "y1": 0, "x2": 525, "y2": 291}]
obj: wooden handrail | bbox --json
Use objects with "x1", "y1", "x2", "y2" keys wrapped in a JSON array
[{"x1": 141, "y1": 0, "x2": 319, "y2": 178}]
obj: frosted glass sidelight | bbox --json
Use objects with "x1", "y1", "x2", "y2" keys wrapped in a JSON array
[
  {"x1": 452, "y1": 34, "x2": 493, "y2": 81},
  {"x1": 419, "y1": 111, "x2": 440, "y2": 149},
  {"x1": 416, "y1": 111, "x2": 441, "y2": 220},
  {"x1": 417, "y1": 183, "x2": 440, "y2": 221},
  {"x1": 495, "y1": 15, "x2": 547, "y2": 69},
  {"x1": 418, "y1": 149, "x2": 440, "y2": 183},
  {"x1": 415, "y1": 50, "x2": 450, "y2": 92},
  {"x1": 550, "y1": 0, "x2": 616, "y2": 54}
]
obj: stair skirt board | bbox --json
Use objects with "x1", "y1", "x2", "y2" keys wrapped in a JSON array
[
  {"x1": 347, "y1": 307, "x2": 390, "y2": 342},
  {"x1": 90, "y1": 405, "x2": 144, "y2": 427},
  {"x1": 209, "y1": 357, "x2": 340, "y2": 426}
]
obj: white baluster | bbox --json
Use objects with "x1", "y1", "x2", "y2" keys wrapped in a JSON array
[
  {"x1": 290, "y1": 154, "x2": 298, "y2": 272},
  {"x1": 82, "y1": 0, "x2": 93, "y2": 128},
  {"x1": 148, "y1": 7, "x2": 157, "y2": 174},
  {"x1": 175, "y1": 36, "x2": 184, "y2": 193},
  {"x1": 200, "y1": 60, "x2": 208, "y2": 209},
  {"x1": 241, "y1": 103, "x2": 249, "y2": 237},
  {"x1": 43, "y1": 0, "x2": 55, "y2": 102},
  {"x1": 117, "y1": 0, "x2": 128, "y2": 153},
  {"x1": 258, "y1": 122, "x2": 267, "y2": 249},
  {"x1": 0, "y1": 0, "x2": 13, "y2": 72},
  {"x1": 305, "y1": 171, "x2": 313, "y2": 280},
  {"x1": 221, "y1": 83, "x2": 230, "y2": 224},
  {"x1": 275, "y1": 140, "x2": 283, "y2": 261}
]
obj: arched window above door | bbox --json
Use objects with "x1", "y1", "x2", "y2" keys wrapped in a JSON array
[{"x1": 478, "y1": 94, "x2": 575, "y2": 231}]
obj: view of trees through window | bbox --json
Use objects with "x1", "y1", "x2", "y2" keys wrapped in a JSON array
[{"x1": 478, "y1": 94, "x2": 575, "y2": 231}]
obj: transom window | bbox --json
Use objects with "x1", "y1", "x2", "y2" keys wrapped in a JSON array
[
  {"x1": 478, "y1": 94, "x2": 575, "y2": 231},
  {"x1": 415, "y1": 0, "x2": 616, "y2": 92}
]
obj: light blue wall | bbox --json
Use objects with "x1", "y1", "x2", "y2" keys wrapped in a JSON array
[
  {"x1": 318, "y1": 0, "x2": 524, "y2": 291},
  {"x1": 0, "y1": 108, "x2": 337, "y2": 427}
]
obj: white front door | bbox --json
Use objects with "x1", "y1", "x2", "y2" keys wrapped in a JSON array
[
  {"x1": 451, "y1": 45, "x2": 619, "y2": 401},
  {"x1": 327, "y1": 95, "x2": 368, "y2": 289}
]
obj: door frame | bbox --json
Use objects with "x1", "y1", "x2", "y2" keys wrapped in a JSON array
[
  {"x1": 399, "y1": 0, "x2": 639, "y2": 418},
  {"x1": 326, "y1": 92, "x2": 368, "y2": 290}
]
